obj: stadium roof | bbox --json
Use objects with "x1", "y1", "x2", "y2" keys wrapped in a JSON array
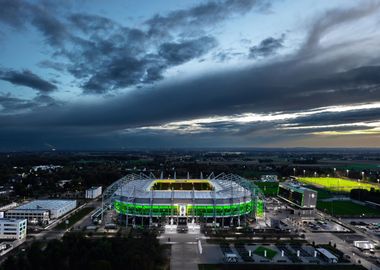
[{"x1": 115, "y1": 178, "x2": 251, "y2": 200}]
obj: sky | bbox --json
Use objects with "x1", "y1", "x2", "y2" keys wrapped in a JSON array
[{"x1": 0, "y1": 0, "x2": 380, "y2": 151}]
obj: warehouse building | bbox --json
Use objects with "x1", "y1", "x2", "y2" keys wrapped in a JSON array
[
  {"x1": 5, "y1": 200, "x2": 76, "y2": 224},
  {"x1": 0, "y1": 218, "x2": 27, "y2": 240}
]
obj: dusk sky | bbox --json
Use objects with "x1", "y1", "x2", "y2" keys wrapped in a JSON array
[{"x1": 1, "y1": 0, "x2": 380, "y2": 151}]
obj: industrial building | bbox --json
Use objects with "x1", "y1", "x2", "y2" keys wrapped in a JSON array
[
  {"x1": 102, "y1": 173, "x2": 265, "y2": 227},
  {"x1": 0, "y1": 218, "x2": 27, "y2": 240},
  {"x1": 5, "y1": 200, "x2": 77, "y2": 224},
  {"x1": 278, "y1": 182, "x2": 317, "y2": 209},
  {"x1": 86, "y1": 186, "x2": 102, "y2": 199}
]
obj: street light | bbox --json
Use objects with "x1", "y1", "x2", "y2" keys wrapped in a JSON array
[
  {"x1": 346, "y1": 169, "x2": 349, "y2": 177},
  {"x1": 293, "y1": 168, "x2": 296, "y2": 177},
  {"x1": 333, "y1": 168, "x2": 336, "y2": 177},
  {"x1": 361, "y1": 171, "x2": 365, "y2": 181},
  {"x1": 303, "y1": 169, "x2": 306, "y2": 177}
]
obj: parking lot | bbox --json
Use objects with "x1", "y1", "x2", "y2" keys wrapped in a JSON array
[{"x1": 219, "y1": 242, "x2": 347, "y2": 264}]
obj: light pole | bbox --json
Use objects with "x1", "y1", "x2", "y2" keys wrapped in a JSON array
[
  {"x1": 303, "y1": 170, "x2": 306, "y2": 177},
  {"x1": 346, "y1": 169, "x2": 349, "y2": 177},
  {"x1": 377, "y1": 179, "x2": 379, "y2": 185},
  {"x1": 333, "y1": 168, "x2": 336, "y2": 177},
  {"x1": 293, "y1": 168, "x2": 296, "y2": 177},
  {"x1": 361, "y1": 171, "x2": 365, "y2": 181}
]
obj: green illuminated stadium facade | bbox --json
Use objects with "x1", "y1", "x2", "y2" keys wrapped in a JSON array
[{"x1": 109, "y1": 173, "x2": 265, "y2": 226}]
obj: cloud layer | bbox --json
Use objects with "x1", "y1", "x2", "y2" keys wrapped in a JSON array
[{"x1": 0, "y1": 0, "x2": 380, "y2": 150}]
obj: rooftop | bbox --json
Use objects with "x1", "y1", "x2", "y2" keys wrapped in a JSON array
[
  {"x1": 115, "y1": 178, "x2": 251, "y2": 200},
  {"x1": 280, "y1": 182, "x2": 316, "y2": 193},
  {"x1": 15, "y1": 200, "x2": 76, "y2": 211}
]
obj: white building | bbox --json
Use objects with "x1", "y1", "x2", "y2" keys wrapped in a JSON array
[
  {"x1": 5, "y1": 200, "x2": 76, "y2": 224},
  {"x1": 354, "y1": 241, "x2": 375, "y2": 250},
  {"x1": 260, "y1": 175, "x2": 278, "y2": 182},
  {"x1": 85, "y1": 186, "x2": 102, "y2": 199},
  {"x1": 0, "y1": 219, "x2": 27, "y2": 240}
]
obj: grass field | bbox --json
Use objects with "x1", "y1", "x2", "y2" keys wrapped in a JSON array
[
  {"x1": 55, "y1": 207, "x2": 94, "y2": 230},
  {"x1": 297, "y1": 177, "x2": 379, "y2": 193},
  {"x1": 304, "y1": 186, "x2": 334, "y2": 199},
  {"x1": 254, "y1": 181, "x2": 279, "y2": 196},
  {"x1": 317, "y1": 200, "x2": 380, "y2": 217},
  {"x1": 253, "y1": 246, "x2": 277, "y2": 259}
]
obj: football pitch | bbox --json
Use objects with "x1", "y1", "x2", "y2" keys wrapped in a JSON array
[
  {"x1": 317, "y1": 200, "x2": 380, "y2": 216},
  {"x1": 297, "y1": 177, "x2": 379, "y2": 193}
]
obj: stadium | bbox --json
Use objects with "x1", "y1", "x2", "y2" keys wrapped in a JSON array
[{"x1": 100, "y1": 173, "x2": 265, "y2": 227}]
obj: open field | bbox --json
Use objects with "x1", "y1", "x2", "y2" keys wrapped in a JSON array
[
  {"x1": 297, "y1": 177, "x2": 379, "y2": 193},
  {"x1": 304, "y1": 185, "x2": 334, "y2": 199},
  {"x1": 317, "y1": 200, "x2": 380, "y2": 217}
]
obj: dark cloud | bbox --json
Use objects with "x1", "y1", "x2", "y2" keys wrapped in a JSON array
[
  {"x1": 0, "y1": 0, "x2": 69, "y2": 46},
  {"x1": 69, "y1": 13, "x2": 117, "y2": 34},
  {"x1": 0, "y1": 69, "x2": 57, "y2": 92},
  {"x1": 0, "y1": 0, "x2": 271, "y2": 95},
  {"x1": 0, "y1": 93, "x2": 60, "y2": 114},
  {"x1": 158, "y1": 36, "x2": 217, "y2": 65},
  {"x1": 301, "y1": 1, "x2": 380, "y2": 53},
  {"x1": 249, "y1": 34, "x2": 285, "y2": 58},
  {"x1": 146, "y1": 0, "x2": 271, "y2": 36},
  {"x1": 0, "y1": 0, "x2": 30, "y2": 28}
]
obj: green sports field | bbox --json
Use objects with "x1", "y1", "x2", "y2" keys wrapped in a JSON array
[
  {"x1": 297, "y1": 177, "x2": 379, "y2": 193},
  {"x1": 254, "y1": 181, "x2": 279, "y2": 196},
  {"x1": 317, "y1": 200, "x2": 380, "y2": 216}
]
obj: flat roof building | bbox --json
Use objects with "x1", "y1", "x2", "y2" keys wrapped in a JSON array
[
  {"x1": 5, "y1": 200, "x2": 76, "y2": 224},
  {"x1": 0, "y1": 218, "x2": 27, "y2": 240},
  {"x1": 86, "y1": 186, "x2": 102, "y2": 199},
  {"x1": 278, "y1": 182, "x2": 317, "y2": 209},
  {"x1": 316, "y1": 248, "x2": 338, "y2": 263}
]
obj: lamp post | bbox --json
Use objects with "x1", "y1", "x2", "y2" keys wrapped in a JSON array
[
  {"x1": 361, "y1": 171, "x2": 365, "y2": 181},
  {"x1": 293, "y1": 168, "x2": 296, "y2": 177},
  {"x1": 333, "y1": 168, "x2": 336, "y2": 177},
  {"x1": 346, "y1": 169, "x2": 349, "y2": 177},
  {"x1": 303, "y1": 169, "x2": 306, "y2": 177}
]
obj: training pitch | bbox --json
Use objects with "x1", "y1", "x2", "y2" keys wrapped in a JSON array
[{"x1": 297, "y1": 177, "x2": 379, "y2": 193}]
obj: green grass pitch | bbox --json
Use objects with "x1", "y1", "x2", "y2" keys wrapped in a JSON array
[
  {"x1": 297, "y1": 177, "x2": 379, "y2": 193},
  {"x1": 317, "y1": 200, "x2": 380, "y2": 216}
]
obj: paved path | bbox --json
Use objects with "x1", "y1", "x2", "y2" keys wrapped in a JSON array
[{"x1": 160, "y1": 230, "x2": 202, "y2": 270}]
